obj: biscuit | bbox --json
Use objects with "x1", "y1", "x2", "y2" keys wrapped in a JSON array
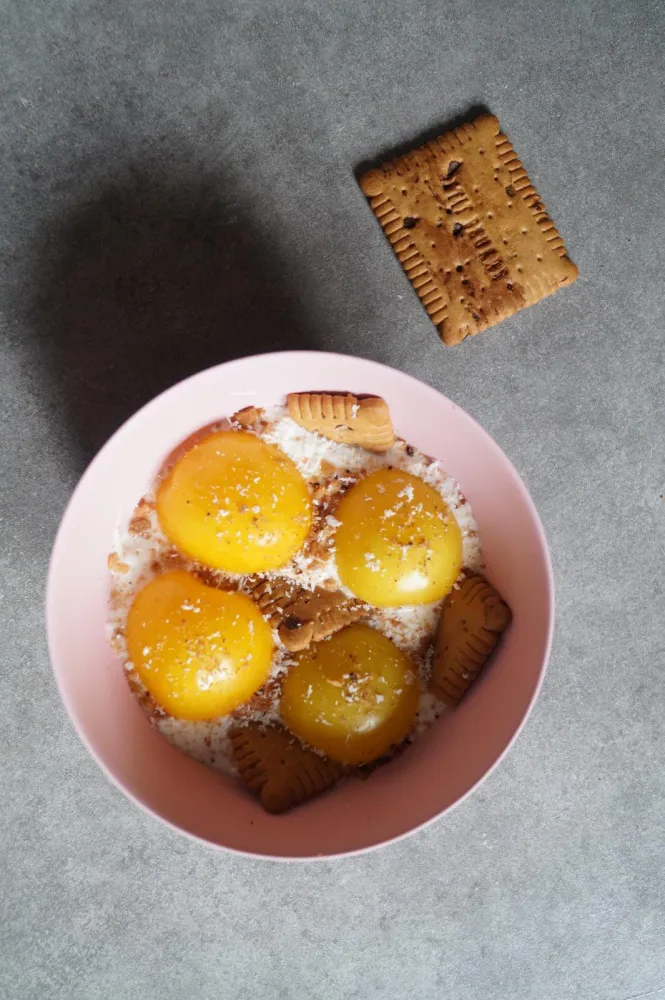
[
  {"x1": 359, "y1": 113, "x2": 578, "y2": 345},
  {"x1": 245, "y1": 578, "x2": 365, "y2": 652},
  {"x1": 287, "y1": 392, "x2": 394, "y2": 452},
  {"x1": 232, "y1": 405, "x2": 261, "y2": 427},
  {"x1": 230, "y1": 723, "x2": 343, "y2": 813},
  {"x1": 431, "y1": 573, "x2": 511, "y2": 706},
  {"x1": 278, "y1": 587, "x2": 366, "y2": 651}
]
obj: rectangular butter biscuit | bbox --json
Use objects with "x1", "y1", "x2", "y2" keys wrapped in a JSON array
[{"x1": 359, "y1": 113, "x2": 578, "y2": 345}]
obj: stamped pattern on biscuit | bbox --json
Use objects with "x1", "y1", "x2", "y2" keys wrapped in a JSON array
[
  {"x1": 230, "y1": 723, "x2": 343, "y2": 813},
  {"x1": 431, "y1": 572, "x2": 512, "y2": 706},
  {"x1": 360, "y1": 114, "x2": 578, "y2": 345}
]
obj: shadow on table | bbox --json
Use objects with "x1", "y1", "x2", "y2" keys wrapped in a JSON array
[{"x1": 28, "y1": 169, "x2": 318, "y2": 468}]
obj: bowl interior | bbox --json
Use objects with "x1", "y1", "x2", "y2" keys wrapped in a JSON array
[{"x1": 47, "y1": 352, "x2": 552, "y2": 859}]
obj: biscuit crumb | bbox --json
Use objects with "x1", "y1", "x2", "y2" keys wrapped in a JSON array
[
  {"x1": 232, "y1": 405, "x2": 262, "y2": 427},
  {"x1": 108, "y1": 552, "x2": 130, "y2": 573},
  {"x1": 128, "y1": 515, "x2": 151, "y2": 537}
]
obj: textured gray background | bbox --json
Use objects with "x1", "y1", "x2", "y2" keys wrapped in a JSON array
[{"x1": 1, "y1": 0, "x2": 664, "y2": 997}]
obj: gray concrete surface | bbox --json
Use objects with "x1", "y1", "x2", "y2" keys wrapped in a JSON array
[{"x1": 2, "y1": 0, "x2": 664, "y2": 997}]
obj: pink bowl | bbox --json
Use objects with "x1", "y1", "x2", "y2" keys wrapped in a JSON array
[{"x1": 46, "y1": 351, "x2": 553, "y2": 859}]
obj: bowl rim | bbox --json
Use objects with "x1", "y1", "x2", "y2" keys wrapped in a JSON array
[{"x1": 46, "y1": 350, "x2": 555, "y2": 861}]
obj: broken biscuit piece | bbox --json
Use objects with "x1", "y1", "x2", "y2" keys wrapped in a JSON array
[
  {"x1": 230, "y1": 723, "x2": 343, "y2": 813},
  {"x1": 277, "y1": 587, "x2": 366, "y2": 652},
  {"x1": 231, "y1": 405, "x2": 261, "y2": 427},
  {"x1": 431, "y1": 573, "x2": 511, "y2": 706},
  {"x1": 287, "y1": 392, "x2": 394, "y2": 453},
  {"x1": 245, "y1": 578, "x2": 366, "y2": 652}
]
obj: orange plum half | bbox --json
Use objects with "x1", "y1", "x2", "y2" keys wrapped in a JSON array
[
  {"x1": 156, "y1": 430, "x2": 311, "y2": 574},
  {"x1": 334, "y1": 469, "x2": 462, "y2": 607},
  {"x1": 126, "y1": 570, "x2": 274, "y2": 720},
  {"x1": 280, "y1": 624, "x2": 419, "y2": 765}
]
